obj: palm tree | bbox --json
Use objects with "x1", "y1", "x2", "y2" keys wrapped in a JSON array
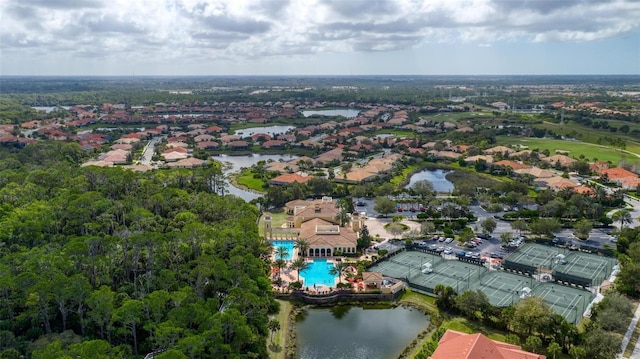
[
  {"x1": 612, "y1": 209, "x2": 632, "y2": 231},
  {"x1": 275, "y1": 245, "x2": 289, "y2": 261},
  {"x1": 335, "y1": 207, "x2": 350, "y2": 227},
  {"x1": 274, "y1": 258, "x2": 287, "y2": 280},
  {"x1": 329, "y1": 261, "x2": 348, "y2": 284},
  {"x1": 294, "y1": 239, "x2": 310, "y2": 257},
  {"x1": 267, "y1": 319, "x2": 280, "y2": 344},
  {"x1": 290, "y1": 258, "x2": 309, "y2": 283}
]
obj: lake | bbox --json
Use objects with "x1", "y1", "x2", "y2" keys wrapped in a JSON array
[
  {"x1": 213, "y1": 153, "x2": 299, "y2": 201},
  {"x1": 302, "y1": 109, "x2": 360, "y2": 118},
  {"x1": 235, "y1": 125, "x2": 295, "y2": 137},
  {"x1": 405, "y1": 169, "x2": 455, "y2": 193},
  {"x1": 296, "y1": 305, "x2": 429, "y2": 359},
  {"x1": 32, "y1": 106, "x2": 71, "y2": 113}
]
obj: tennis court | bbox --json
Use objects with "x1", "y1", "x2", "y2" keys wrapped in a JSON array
[
  {"x1": 502, "y1": 243, "x2": 564, "y2": 273},
  {"x1": 553, "y1": 252, "x2": 616, "y2": 287},
  {"x1": 532, "y1": 282, "x2": 593, "y2": 324},
  {"x1": 408, "y1": 260, "x2": 487, "y2": 294},
  {"x1": 368, "y1": 251, "x2": 444, "y2": 281},
  {"x1": 471, "y1": 271, "x2": 536, "y2": 307}
]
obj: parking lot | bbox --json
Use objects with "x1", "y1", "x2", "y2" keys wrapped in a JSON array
[{"x1": 356, "y1": 199, "x2": 619, "y2": 253}]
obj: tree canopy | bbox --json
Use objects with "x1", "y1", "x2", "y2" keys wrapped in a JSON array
[{"x1": 0, "y1": 143, "x2": 276, "y2": 358}]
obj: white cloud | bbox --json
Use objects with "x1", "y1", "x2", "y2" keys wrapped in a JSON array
[{"x1": 0, "y1": 0, "x2": 638, "y2": 74}]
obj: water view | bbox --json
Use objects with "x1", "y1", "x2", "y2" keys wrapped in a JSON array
[
  {"x1": 215, "y1": 153, "x2": 299, "y2": 172},
  {"x1": 296, "y1": 306, "x2": 429, "y2": 359},
  {"x1": 32, "y1": 106, "x2": 71, "y2": 113},
  {"x1": 214, "y1": 153, "x2": 299, "y2": 202},
  {"x1": 235, "y1": 125, "x2": 295, "y2": 137},
  {"x1": 302, "y1": 109, "x2": 360, "y2": 118},
  {"x1": 405, "y1": 169, "x2": 454, "y2": 193}
]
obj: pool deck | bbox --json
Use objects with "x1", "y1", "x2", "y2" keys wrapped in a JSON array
[{"x1": 271, "y1": 257, "x2": 360, "y2": 295}]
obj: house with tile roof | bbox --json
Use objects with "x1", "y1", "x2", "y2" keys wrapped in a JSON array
[
  {"x1": 165, "y1": 157, "x2": 206, "y2": 168},
  {"x1": 485, "y1": 146, "x2": 515, "y2": 156},
  {"x1": 494, "y1": 160, "x2": 532, "y2": 171},
  {"x1": 597, "y1": 167, "x2": 640, "y2": 189},
  {"x1": 430, "y1": 330, "x2": 545, "y2": 359},
  {"x1": 514, "y1": 167, "x2": 556, "y2": 178},
  {"x1": 270, "y1": 172, "x2": 313, "y2": 186},
  {"x1": 266, "y1": 197, "x2": 363, "y2": 257},
  {"x1": 543, "y1": 154, "x2": 577, "y2": 168}
]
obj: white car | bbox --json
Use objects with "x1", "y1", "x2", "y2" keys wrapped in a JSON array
[{"x1": 444, "y1": 248, "x2": 453, "y2": 255}]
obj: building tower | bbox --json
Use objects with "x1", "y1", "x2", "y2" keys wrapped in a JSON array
[{"x1": 264, "y1": 213, "x2": 272, "y2": 239}]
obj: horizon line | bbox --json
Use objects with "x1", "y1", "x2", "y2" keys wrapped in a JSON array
[{"x1": 1, "y1": 74, "x2": 639, "y2": 78}]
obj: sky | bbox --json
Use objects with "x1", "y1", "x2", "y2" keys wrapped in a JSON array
[{"x1": 1, "y1": 0, "x2": 639, "y2": 76}]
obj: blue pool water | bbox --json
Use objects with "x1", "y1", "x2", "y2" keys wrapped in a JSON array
[
  {"x1": 271, "y1": 240, "x2": 295, "y2": 261},
  {"x1": 300, "y1": 259, "x2": 337, "y2": 288}
]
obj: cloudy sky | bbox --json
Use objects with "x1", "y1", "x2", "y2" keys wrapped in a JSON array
[{"x1": 1, "y1": 0, "x2": 639, "y2": 76}]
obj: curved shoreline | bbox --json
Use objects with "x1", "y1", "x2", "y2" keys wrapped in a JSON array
[{"x1": 227, "y1": 172, "x2": 267, "y2": 195}]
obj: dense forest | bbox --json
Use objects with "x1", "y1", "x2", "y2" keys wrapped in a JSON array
[{"x1": 0, "y1": 142, "x2": 276, "y2": 358}]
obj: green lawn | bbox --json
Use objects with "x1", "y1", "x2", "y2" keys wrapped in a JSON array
[
  {"x1": 391, "y1": 163, "x2": 423, "y2": 185},
  {"x1": 399, "y1": 289, "x2": 439, "y2": 313},
  {"x1": 441, "y1": 317, "x2": 506, "y2": 342},
  {"x1": 371, "y1": 129, "x2": 417, "y2": 137},
  {"x1": 268, "y1": 299, "x2": 292, "y2": 359},
  {"x1": 497, "y1": 136, "x2": 640, "y2": 164},
  {"x1": 531, "y1": 121, "x2": 640, "y2": 158},
  {"x1": 423, "y1": 110, "x2": 493, "y2": 124},
  {"x1": 259, "y1": 210, "x2": 288, "y2": 237},
  {"x1": 236, "y1": 170, "x2": 267, "y2": 191}
]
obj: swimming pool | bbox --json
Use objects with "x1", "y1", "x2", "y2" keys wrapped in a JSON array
[
  {"x1": 271, "y1": 240, "x2": 295, "y2": 261},
  {"x1": 300, "y1": 259, "x2": 337, "y2": 288}
]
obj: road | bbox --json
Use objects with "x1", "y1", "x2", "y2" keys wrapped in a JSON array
[{"x1": 139, "y1": 136, "x2": 164, "y2": 166}]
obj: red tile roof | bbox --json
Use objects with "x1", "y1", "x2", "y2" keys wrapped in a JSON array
[
  {"x1": 270, "y1": 173, "x2": 313, "y2": 185},
  {"x1": 431, "y1": 330, "x2": 545, "y2": 359}
]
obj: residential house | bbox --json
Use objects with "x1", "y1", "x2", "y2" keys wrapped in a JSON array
[
  {"x1": 270, "y1": 173, "x2": 313, "y2": 186},
  {"x1": 227, "y1": 140, "x2": 250, "y2": 150},
  {"x1": 485, "y1": 146, "x2": 515, "y2": 156},
  {"x1": 165, "y1": 158, "x2": 206, "y2": 168},
  {"x1": 543, "y1": 154, "x2": 577, "y2": 168},
  {"x1": 597, "y1": 167, "x2": 640, "y2": 189},
  {"x1": 464, "y1": 155, "x2": 494, "y2": 164},
  {"x1": 429, "y1": 330, "x2": 545, "y2": 359}
]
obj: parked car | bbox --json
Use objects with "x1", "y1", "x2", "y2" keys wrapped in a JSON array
[
  {"x1": 356, "y1": 201, "x2": 365, "y2": 206},
  {"x1": 444, "y1": 238, "x2": 454, "y2": 244},
  {"x1": 444, "y1": 247, "x2": 454, "y2": 255}
]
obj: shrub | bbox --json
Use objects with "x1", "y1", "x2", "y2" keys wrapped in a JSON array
[{"x1": 288, "y1": 281, "x2": 302, "y2": 290}]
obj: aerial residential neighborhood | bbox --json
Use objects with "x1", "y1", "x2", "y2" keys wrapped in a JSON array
[{"x1": 1, "y1": 76, "x2": 639, "y2": 359}]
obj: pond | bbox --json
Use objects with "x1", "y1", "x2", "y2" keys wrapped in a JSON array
[
  {"x1": 302, "y1": 109, "x2": 360, "y2": 118},
  {"x1": 234, "y1": 125, "x2": 295, "y2": 137},
  {"x1": 405, "y1": 169, "x2": 454, "y2": 193},
  {"x1": 32, "y1": 106, "x2": 71, "y2": 113},
  {"x1": 213, "y1": 153, "x2": 299, "y2": 202},
  {"x1": 214, "y1": 153, "x2": 299, "y2": 173},
  {"x1": 296, "y1": 305, "x2": 429, "y2": 359}
]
